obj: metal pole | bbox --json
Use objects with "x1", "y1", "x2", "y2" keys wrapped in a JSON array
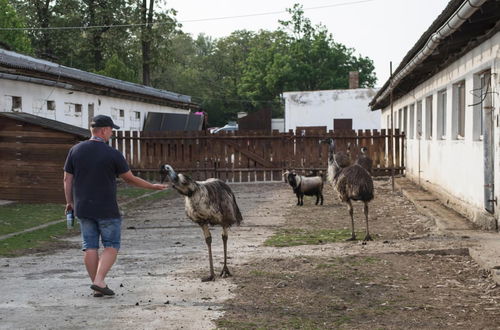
[{"x1": 390, "y1": 62, "x2": 395, "y2": 192}]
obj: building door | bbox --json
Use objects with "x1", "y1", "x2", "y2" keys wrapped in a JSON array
[
  {"x1": 333, "y1": 119, "x2": 352, "y2": 130},
  {"x1": 88, "y1": 103, "x2": 94, "y2": 129}
]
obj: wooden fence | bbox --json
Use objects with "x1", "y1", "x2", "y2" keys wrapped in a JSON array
[{"x1": 111, "y1": 128, "x2": 405, "y2": 182}]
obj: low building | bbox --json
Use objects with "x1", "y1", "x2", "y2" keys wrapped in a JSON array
[
  {"x1": 370, "y1": 0, "x2": 500, "y2": 229},
  {"x1": 0, "y1": 49, "x2": 199, "y2": 131},
  {"x1": 283, "y1": 88, "x2": 381, "y2": 132},
  {"x1": 0, "y1": 112, "x2": 89, "y2": 203}
]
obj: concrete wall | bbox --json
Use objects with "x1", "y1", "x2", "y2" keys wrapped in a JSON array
[
  {"x1": 283, "y1": 88, "x2": 381, "y2": 132},
  {"x1": 380, "y1": 32, "x2": 500, "y2": 229},
  {"x1": 0, "y1": 78, "x2": 190, "y2": 130}
]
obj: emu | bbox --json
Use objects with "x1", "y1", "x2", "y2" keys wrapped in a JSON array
[
  {"x1": 160, "y1": 165, "x2": 242, "y2": 282},
  {"x1": 321, "y1": 138, "x2": 374, "y2": 241},
  {"x1": 355, "y1": 146, "x2": 373, "y2": 175},
  {"x1": 283, "y1": 170, "x2": 324, "y2": 206}
]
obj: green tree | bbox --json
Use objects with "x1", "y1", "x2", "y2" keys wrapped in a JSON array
[
  {"x1": 0, "y1": 0, "x2": 32, "y2": 53},
  {"x1": 95, "y1": 53, "x2": 137, "y2": 82}
]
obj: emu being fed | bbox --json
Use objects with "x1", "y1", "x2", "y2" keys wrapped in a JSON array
[
  {"x1": 160, "y1": 165, "x2": 242, "y2": 282},
  {"x1": 322, "y1": 138, "x2": 374, "y2": 241}
]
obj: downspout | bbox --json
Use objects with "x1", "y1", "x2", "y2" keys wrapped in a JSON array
[{"x1": 373, "y1": 0, "x2": 488, "y2": 106}]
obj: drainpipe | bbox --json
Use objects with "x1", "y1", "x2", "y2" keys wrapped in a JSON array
[{"x1": 373, "y1": 0, "x2": 487, "y2": 106}]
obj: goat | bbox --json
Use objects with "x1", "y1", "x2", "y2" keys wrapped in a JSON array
[
  {"x1": 355, "y1": 146, "x2": 373, "y2": 175},
  {"x1": 321, "y1": 138, "x2": 374, "y2": 241},
  {"x1": 160, "y1": 165, "x2": 242, "y2": 282},
  {"x1": 283, "y1": 170, "x2": 323, "y2": 206}
]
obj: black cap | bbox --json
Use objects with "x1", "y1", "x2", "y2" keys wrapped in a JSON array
[{"x1": 90, "y1": 115, "x2": 120, "y2": 129}]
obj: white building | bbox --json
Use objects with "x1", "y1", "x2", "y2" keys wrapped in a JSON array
[
  {"x1": 0, "y1": 49, "x2": 198, "y2": 130},
  {"x1": 283, "y1": 88, "x2": 381, "y2": 132},
  {"x1": 370, "y1": 0, "x2": 500, "y2": 229}
]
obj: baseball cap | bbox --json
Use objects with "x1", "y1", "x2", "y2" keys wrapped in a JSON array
[{"x1": 90, "y1": 115, "x2": 120, "y2": 129}]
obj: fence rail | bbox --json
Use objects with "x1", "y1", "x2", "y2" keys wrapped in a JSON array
[{"x1": 111, "y1": 128, "x2": 405, "y2": 182}]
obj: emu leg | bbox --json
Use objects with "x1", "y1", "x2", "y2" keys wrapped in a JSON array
[
  {"x1": 220, "y1": 227, "x2": 232, "y2": 278},
  {"x1": 296, "y1": 194, "x2": 300, "y2": 206},
  {"x1": 300, "y1": 194, "x2": 304, "y2": 206},
  {"x1": 315, "y1": 194, "x2": 319, "y2": 205},
  {"x1": 320, "y1": 193, "x2": 324, "y2": 205},
  {"x1": 345, "y1": 200, "x2": 356, "y2": 241},
  {"x1": 201, "y1": 224, "x2": 215, "y2": 282},
  {"x1": 363, "y1": 201, "x2": 372, "y2": 241}
]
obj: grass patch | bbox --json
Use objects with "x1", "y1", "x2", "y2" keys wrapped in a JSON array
[
  {"x1": 0, "y1": 221, "x2": 78, "y2": 257},
  {"x1": 264, "y1": 228, "x2": 365, "y2": 247},
  {"x1": 0, "y1": 203, "x2": 64, "y2": 236}
]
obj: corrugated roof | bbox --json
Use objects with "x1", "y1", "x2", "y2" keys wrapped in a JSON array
[
  {"x1": 370, "y1": 0, "x2": 500, "y2": 110},
  {"x1": 0, "y1": 49, "x2": 197, "y2": 107},
  {"x1": 0, "y1": 112, "x2": 90, "y2": 138}
]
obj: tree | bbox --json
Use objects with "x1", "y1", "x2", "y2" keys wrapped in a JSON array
[
  {"x1": 0, "y1": 0, "x2": 32, "y2": 53},
  {"x1": 95, "y1": 53, "x2": 137, "y2": 82}
]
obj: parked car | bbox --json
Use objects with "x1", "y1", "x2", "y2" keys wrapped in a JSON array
[{"x1": 212, "y1": 123, "x2": 238, "y2": 134}]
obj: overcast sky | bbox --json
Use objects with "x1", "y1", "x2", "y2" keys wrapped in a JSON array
[{"x1": 164, "y1": 0, "x2": 451, "y2": 88}]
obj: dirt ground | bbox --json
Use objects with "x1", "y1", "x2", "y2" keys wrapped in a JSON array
[
  {"x1": 1, "y1": 179, "x2": 500, "y2": 329},
  {"x1": 216, "y1": 179, "x2": 500, "y2": 329}
]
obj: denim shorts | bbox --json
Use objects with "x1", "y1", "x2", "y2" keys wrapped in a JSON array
[{"x1": 79, "y1": 217, "x2": 122, "y2": 251}]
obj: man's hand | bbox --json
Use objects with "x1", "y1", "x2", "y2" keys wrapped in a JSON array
[
  {"x1": 152, "y1": 184, "x2": 168, "y2": 190},
  {"x1": 65, "y1": 203, "x2": 73, "y2": 214}
]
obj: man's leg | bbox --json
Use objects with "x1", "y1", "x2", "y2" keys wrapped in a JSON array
[
  {"x1": 83, "y1": 249, "x2": 99, "y2": 282},
  {"x1": 93, "y1": 247, "x2": 118, "y2": 288}
]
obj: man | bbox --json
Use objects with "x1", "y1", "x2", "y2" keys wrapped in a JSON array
[{"x1": 63, "y1": 114, "x2": 167, "y2": 297}]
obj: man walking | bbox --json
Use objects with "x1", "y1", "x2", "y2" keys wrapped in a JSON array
[{"x1": 63, "y1": 115, "x2": 167, "y2": 297}]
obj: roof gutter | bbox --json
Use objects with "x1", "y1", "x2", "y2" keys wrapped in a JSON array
[{"x1": 372, "y1": 0, "x2": 487, "y2": 108}]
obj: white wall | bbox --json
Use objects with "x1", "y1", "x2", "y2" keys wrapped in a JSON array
[
  {"x1": 380, "y1": 32, "x2": 500, "y2": 227},
  {"x1": 283, "y1": 88, "x2": 381, "y2": 132},
  {"x1": 0, "y1": 78, "x2": 190, "y2": 130}
]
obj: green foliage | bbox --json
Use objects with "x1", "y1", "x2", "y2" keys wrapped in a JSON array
[
  {"x1": 0, "y1": 203, "x2": 64, "y2": 236},
  {"x1": 264, "y1": 228, "x2": 366, "y2": 247},
  {"x1": 8, "y1": 1, "x2": 377, "y2": 127},
  {"x1": 0, "y1": 221, "x2": 76, "y2": 257},
  {"x1": 95, "y1": 54, "x2": 138, "y2": 83},
  {"x1": 0, "y1": 0, "x2": 32, "y2": 53}
]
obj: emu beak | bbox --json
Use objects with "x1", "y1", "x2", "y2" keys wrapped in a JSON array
[{"x1": 163, "y1": 164, "x2": 178, "y2": 183}]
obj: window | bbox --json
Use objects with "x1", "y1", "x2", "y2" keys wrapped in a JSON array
[
  {"x1": 75, "y1": 104, "x2": 82, "y2": 113},
  {"x1": 47, "y1": 100, "x2": 56, "y2": 110},
  {"x1": 452, "y1": 81, "x2": 465, "y2": 139},
  {"x1": 409, "y1": 104, "x2": 415, "y2": 139},
  {"x1": 425, "y1": 95, "x2": 433, "y2": 140},
  {"x1": 416, "y1": 101, "x2": 422, "y2": 139},
  {"x1": 135, "y1": 111, "x2": 140, "y2": 120},
  {"x1": 437, "y1": 89, "x2": 447, "y2": 139},
  {"x1": 403, "y1": 106, "x2": 408, "y2": 134},
  {"x1": 473, "y1": 69, "x2": 491, "y2": 140},
  {"x1": 12, "y1": 96, "x2": 22, "y2": 111},
  {"x1": 119, "y1": 109, "x2": 125, "y2": 117},
  {"x1": 398, "y1": 109, "x2": 403, "y2": 132}
]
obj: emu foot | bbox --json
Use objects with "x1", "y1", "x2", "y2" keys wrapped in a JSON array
[
  {"x1": 220, "y1": 266, "x2": 232, "y2": 278},
  {"x1": 363, "y1": 234, "x2": 373, "y2": 242},
  {"x1": 345, "y1": 236, "x2": 357, "y2": 242},
  {"x1": 201, "y1": 274, "x2": 215, "y2": 282}
]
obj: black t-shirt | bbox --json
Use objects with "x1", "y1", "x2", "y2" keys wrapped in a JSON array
[{"x1": 64, "y1": 140, "x2": 130, "y2": 219}]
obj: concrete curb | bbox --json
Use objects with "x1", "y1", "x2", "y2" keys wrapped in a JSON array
[{"x1": 395, "y1": 177, "x2": 500, "y2": 285}]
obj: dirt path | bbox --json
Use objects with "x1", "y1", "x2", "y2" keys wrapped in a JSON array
[
  {"x1": 0, "y1": 183, "x2": 285, "y2": 330},
  {"x1": 0, "y1": 180, "x2": 499, "y2": 329}
]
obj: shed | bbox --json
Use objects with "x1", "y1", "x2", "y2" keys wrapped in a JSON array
[{"x1": 0, "y1": 112, "x2": 89, "y2": 203}]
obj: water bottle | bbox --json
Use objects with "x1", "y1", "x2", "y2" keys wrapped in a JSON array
[{"x1": 66, "y1": 210, "x2": 75, "y2": 229}]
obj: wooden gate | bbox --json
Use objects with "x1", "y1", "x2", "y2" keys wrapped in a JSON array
[{"x1": 112, "y1": 129, "x2": 405, "y2": 182}]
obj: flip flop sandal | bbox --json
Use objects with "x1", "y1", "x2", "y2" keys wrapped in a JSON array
[{"x1": 90, "y1": 284, "x2": 115, "y2": 296}]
